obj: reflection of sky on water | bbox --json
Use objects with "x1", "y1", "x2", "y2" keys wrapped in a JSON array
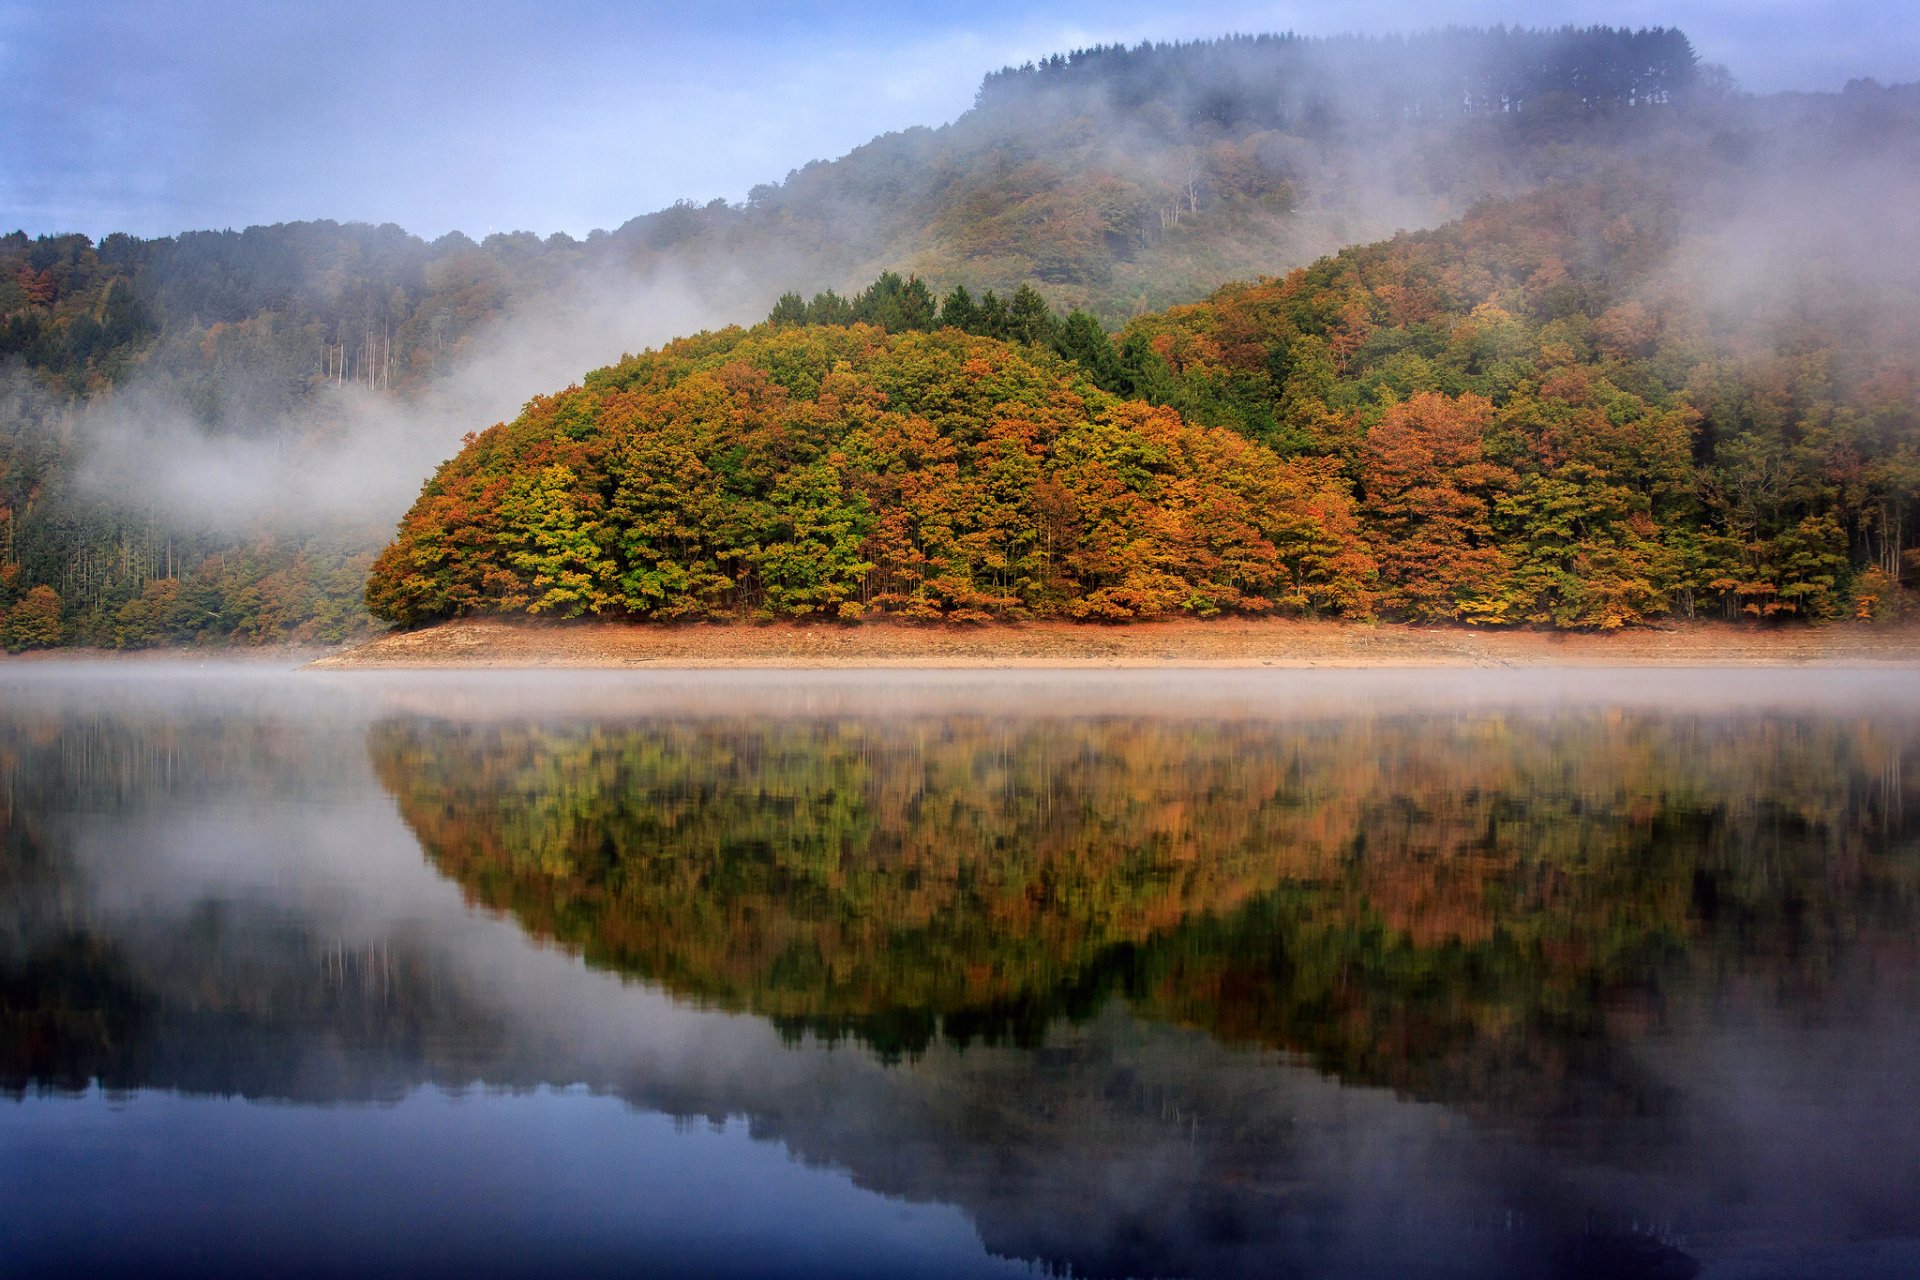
[
  {"x1": 3, "y1": 1088, "x2": 1027, "y2": 1280},
  {"x1": 2, "y1": 665, "x2": 1919, "y2": 1278}
]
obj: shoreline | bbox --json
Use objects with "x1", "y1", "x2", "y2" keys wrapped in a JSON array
[{"x1": 303, "y1": 617, "x2": 1920, "y2": 670}]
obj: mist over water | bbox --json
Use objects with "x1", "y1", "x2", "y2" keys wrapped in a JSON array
[
  {"x1": 5, "y1": 11, "x2": 1920, "y2": 1280},
  {"x1": 3, "y1": 665, "x2": 1919, "y2": 1278}
]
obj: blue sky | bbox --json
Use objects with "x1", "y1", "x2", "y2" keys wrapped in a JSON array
[{"x1": 3, "y1": 1, "x2": 1914, "y2": 240}]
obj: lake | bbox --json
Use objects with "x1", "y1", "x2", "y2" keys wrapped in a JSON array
[{"x1": 2, "y1": 664, "x2": 1917, "y2": 1279}]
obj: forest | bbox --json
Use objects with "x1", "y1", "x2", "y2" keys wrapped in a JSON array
[
  {"x1": 366, "y1": 321, "x2": 1371, "y2": 624},
  {"x1": 4, "y1": 26, "x2": 1918, "y2": 643},
  {"x1": 370, "y1": 142, "x2": 1920, "y2": 628}
]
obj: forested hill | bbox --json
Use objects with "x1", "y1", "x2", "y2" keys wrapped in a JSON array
[
  {"x1": 367, "y1": 152, "x2": 1920, "y2": 631},
  {"x1": 364, "y1": 323, "x2": 1374, "y2": 626},
  {"x1": 4, "y1": 26, "x2": 1918, "y2": 646}
]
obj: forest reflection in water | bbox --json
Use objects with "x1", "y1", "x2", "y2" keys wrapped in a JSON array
[
  {"x1": 3, "y1": 667, "x2": 1920, "y2": 1279},
  {"x1": 371, "y1": 691, "x2": 1920, "y2": 1100}
]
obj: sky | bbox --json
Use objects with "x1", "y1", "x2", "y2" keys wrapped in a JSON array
[{"x1": 3, "y1": 0, "x2": 1915, "y2": 242}]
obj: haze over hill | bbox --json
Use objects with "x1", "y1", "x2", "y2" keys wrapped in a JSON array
[{"x1": 2, "y1": 26, "x2": 1918, "y2": 645}]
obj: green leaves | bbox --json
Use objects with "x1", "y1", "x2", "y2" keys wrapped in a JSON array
[
  {"x1": 497, "y1": 465, "x2": 615, "y2": 617},
  {"x1": 755, "y1": 462, "x2": 875, "y2": 617}
]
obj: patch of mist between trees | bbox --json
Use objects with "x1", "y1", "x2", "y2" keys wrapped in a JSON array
[
  {"x1": 0, "y1": 359, "x2": 68, "y2": 444},
  {"x1": 1658, "y1": 155, "x2": 1920, "y2": 352},
  {"x1": 959, "y1": 57, "x2": 1647, "y2": 288},
  {"x1": 1113, "y1": 107, "x2": 1459, "y2": 244},
  {"x1": 1607, "y1": 93, "x2": 1920, "y2": 387},
  {"x1": 68, "y1": 257, "x2": 759, "y2": 534}
]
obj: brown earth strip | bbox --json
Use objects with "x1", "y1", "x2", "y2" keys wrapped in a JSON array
[{"x1": 306, "y1": 617, "x2": 1920, "y2": 670}]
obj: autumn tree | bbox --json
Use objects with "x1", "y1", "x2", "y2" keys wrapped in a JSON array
[
  {"x1": 1361, "y1": 393, "x2": 1514, "y2": 622},
  {"x1": 4, "y1": 585, "x2": 64, "y2": 651}
]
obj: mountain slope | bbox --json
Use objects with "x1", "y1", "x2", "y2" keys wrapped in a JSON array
[
  {"x1": 4, "y1": 27, "x2": 1917, "y2": 644},
  {"x1": 369, "y1": 122, "x2": 1920, "y2": 631},
  {"x1": 364, "y1": 324, "x2": 1371, "y2": 625}
]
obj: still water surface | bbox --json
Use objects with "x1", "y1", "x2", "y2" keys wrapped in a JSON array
[{"x1": 2, "y1": 665, "x2": 1918, "y2": 1279}]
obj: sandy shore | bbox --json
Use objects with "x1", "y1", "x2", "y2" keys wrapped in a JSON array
[{"x1": 305, "y1": 616, "x2": 1920, "y2": 669}]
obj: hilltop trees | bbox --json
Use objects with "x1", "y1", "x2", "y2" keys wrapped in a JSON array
[
  {"x1": 771, "y1": 271, "x2": 940, "y2": 332},
  {"x1": 774, "y1": 272, "x2": 1131, "y2": 394},
  {"x1": 975, "y1": 28, "x2": 1700, "y2": 124}
]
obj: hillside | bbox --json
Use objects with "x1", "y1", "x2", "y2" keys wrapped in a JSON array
[
  {"x1": 4, "y1": 27, "x2": 1918, "y2": 646},
  {"x1": 365, "y1": 324, "x2": 1370, "y2": 624},
  {"x1": 1112, "y1": 176, "x2": 1920, "y2": 625},
  {"x1": 367, "y1": 144, "x2": 1920, "y2": 631}
]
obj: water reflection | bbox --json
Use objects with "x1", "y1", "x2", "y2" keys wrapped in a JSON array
[
  {"x1": 372, "y1": 709, "x2": 1920, "y2": 1099},
  {"x1": 2, "y1": 669, "x2": 1919, "y2": 1279}
]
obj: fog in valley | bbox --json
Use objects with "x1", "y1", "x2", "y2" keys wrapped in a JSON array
[
  {"x1": 28, "y1": 30, "x2": 1916, "y2": 547},
  {"x1": 68, "y1": 260, "x2": 748, "y2": 530}
]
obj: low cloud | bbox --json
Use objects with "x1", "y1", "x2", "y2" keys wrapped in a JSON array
[{"x1": 74, "y1": 259, "x2": 747, "y2": 533}]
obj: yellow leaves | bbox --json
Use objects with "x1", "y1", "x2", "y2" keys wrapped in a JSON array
[{"x1": 3, "y1": 584, "x2": 63, "y2": 651}]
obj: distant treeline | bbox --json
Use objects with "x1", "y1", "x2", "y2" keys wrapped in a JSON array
[
  {"x1": 0, "y1": 222, "x2": 487, "y2": 398},
  {"x1": 977, "y1": 27, "x2": 1700, "y2": 124}
]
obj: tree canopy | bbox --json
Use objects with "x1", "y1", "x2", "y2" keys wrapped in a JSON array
[{"x1": 366, "y1": 324, "x2": 1372, "y2": 624}]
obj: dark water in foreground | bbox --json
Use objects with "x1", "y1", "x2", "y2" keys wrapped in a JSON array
[{"x1": 2, "y1": 665, "x2": 1918, "y2": 1280}]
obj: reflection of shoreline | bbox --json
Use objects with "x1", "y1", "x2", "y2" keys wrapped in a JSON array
[
  {"x1": 6, "y1": 686, "x2": 1920, "y2": 1279},
  {"x1": 370, "y1": 708, "x2": 1920, "y2": 1121},
  {"x1": 310, "y1": 616, "x2": 1920, "y2": 670}
]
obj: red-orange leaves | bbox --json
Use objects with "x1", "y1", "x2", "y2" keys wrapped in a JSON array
[
  {"x1": 1054, "y1": 403, "x2": 1373, "y2": 619},
  {"x1": 1362, "y1": 393, "x2": 1514, "y2": 622}
]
